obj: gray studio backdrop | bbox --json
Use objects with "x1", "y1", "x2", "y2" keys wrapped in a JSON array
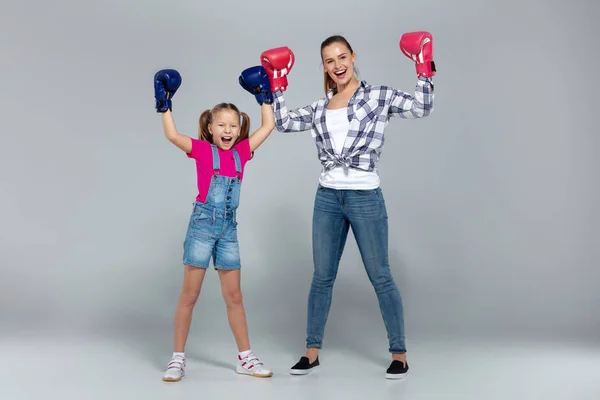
[{"x1": 1, "y1": 0, "x2": 598, "y2": 351}]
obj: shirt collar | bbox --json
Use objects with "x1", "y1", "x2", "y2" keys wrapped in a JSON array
[{"x1": 326, "y1": 80, "x2": 368, "y2": 99}]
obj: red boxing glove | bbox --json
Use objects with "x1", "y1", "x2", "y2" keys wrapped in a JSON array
[
  {"x1": 399, "y1": 31, "x2": 436, "y2": 78},
  {"x1": 260, "y1": 46, "x2": 295, "y2": 92}
]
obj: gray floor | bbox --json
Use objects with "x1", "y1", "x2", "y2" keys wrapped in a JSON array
[{"x1": 2, "y1": 329, "x2": 599, "y2": 400}]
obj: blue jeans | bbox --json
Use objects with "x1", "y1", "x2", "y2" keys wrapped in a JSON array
[{"x1": 307, "y1": 185, "x2": 406, "y2": 353}]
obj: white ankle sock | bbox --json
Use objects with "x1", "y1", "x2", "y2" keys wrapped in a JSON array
[
  {"x1": 172, "y1": 352, "x2": 185, "y2": 359},
  {"x1": 238, "y1": 349, "x2": 252, "y2": 358}
]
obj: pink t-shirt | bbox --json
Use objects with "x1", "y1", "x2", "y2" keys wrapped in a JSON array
[{"x1": 186, "y1": 138, "x2": 252, "y2": 203}]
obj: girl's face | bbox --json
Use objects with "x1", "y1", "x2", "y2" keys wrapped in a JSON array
[
  {"x1": 322, "y1": 42, "x2": 356, "y2": 87},
  {"x1": 208, "y1": 110, "x2": 240, "y2": 150}
]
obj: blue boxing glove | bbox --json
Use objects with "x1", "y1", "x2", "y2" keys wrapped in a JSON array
[
  {"x1": 154, "y1": 69, "x2": 182, "y2": 112},
  {"x1": 239, "y1": 66, "x2": 273, "y2": 105}
]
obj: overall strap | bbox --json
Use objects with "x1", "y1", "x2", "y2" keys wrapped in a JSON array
[
  {"x1": 210, "y1": 144, "x2": 220, "y2": 172},
  {"x1": 232, "y1": 148, "x2": 242, "y2": 175}
]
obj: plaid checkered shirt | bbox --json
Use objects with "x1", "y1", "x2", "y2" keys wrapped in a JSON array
[{"x1": 272, "y1": 77, "x2": 434, "y2": 172}]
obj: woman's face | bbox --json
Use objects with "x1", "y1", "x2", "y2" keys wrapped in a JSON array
[{"x1": 322, "y1": 42, "x2": 356, "y2": 87}]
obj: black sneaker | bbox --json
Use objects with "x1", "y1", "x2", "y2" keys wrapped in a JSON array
[
  {"x1": 289, "y1": 356, "x2": 320, "y2": 375},
  {"x1": 385, "y1": 360, "x2": 409, "y2": 379}
]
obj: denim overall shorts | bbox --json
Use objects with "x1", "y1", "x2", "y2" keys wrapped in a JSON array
[{"x1": 183, "y1": 144, "x2": 242, "y2": 270}]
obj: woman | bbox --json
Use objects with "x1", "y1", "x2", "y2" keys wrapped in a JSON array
[{"x1": 260, "y1": 32, "x2": 435, "y2": 379}]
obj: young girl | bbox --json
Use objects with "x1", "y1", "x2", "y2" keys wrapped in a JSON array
[{"x1": 153, "y1": 67, "x2": 275, "y2": 381}]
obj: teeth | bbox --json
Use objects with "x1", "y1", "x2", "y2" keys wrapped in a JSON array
[{"x1": 335, "y1": 70, "x2": 346, "y2": 75}]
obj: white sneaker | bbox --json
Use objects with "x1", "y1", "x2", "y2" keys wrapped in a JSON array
[
  {"x1": 162, "y1": 356, "x2": 185, "y2": 382},
  {"x1": 236, "y1": 352, "x2": 273, "y2": 377}
]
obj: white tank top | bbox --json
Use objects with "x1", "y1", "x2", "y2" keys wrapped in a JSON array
[{"x1": 319, "y1": 107, "x2": 380, "y2": 190}]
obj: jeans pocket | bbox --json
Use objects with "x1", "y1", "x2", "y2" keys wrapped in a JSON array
[
  {"x1": 189, "y1": 213, "x2": 214, "y2": 240},
  {"x1": 352, "y1": 188, "x2": 379, "y2": 195},
  {"x1": 192, "y1": 211, "x2": 212, "y2": 225}
]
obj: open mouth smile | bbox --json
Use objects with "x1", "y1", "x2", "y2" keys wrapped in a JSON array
[{"x1": 334, "y1": 69, "x2": 347, "y2": 79}]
